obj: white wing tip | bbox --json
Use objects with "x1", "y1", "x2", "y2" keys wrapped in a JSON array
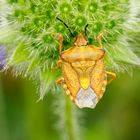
[{"x1": 75, "y1": 87, "x2": 99, "y2": 109}]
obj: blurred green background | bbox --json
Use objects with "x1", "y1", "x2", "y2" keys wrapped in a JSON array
[{"x1": 0, "y1": 69, "x2": 140, "y2": 140}]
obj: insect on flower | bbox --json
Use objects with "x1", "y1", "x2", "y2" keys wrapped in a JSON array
[{"x1": 54, "y1": 18, "x2": 116, "y2": 109}]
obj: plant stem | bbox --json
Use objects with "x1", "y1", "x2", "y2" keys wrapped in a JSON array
[{"x1": 62, "y1": 94, "x2": 81, "y2": 140}]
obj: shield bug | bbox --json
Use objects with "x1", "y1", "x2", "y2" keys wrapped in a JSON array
[{"x1": 54, "y1": 18, "x2": 116, "y2": 109}]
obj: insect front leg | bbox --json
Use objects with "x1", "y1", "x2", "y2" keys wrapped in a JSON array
[
  {"x1": 52, "y1": 33, "x2": 63, "y2": 54},
  {"x1": 106, "y1": 71, "x2": 116, "y2": 85},
  {"x1": 57, "y1": 59, "x2": 63, "y2": 69},
  {"x1": 97, "y1": 32, "x2": 104, "y2": 49}
]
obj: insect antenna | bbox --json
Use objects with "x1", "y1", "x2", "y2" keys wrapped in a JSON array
[
  {"x1": 56, "y1": 17, "x2": 74, "y2": 37},
  {"x1": 85, "y1": 24, "x2": 89, "y2": 36}
]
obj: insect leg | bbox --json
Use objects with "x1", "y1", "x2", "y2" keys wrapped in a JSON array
[
  {"x1": 52, "y1": 33, "x2": 63, "y2": 54},
  {"x1": 106, "y1": 71, "x2": 116, "y2": 85},
  {"x1": 57, "y1": 59, "x2": 62, "y2": 69},
  {"x1": 56, "y1": 77, "x2": 65, "y2": 85},
  {"x1": 50, "y1": 59, "x2": 62, "y2": 71},
  {"x1": 97, "y1": 33, "x2": 104, "y2": 49}
]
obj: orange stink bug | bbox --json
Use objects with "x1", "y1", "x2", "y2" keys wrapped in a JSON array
[{"x1": 54, "y1": 18, "x2": 116, "y2": 109}]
